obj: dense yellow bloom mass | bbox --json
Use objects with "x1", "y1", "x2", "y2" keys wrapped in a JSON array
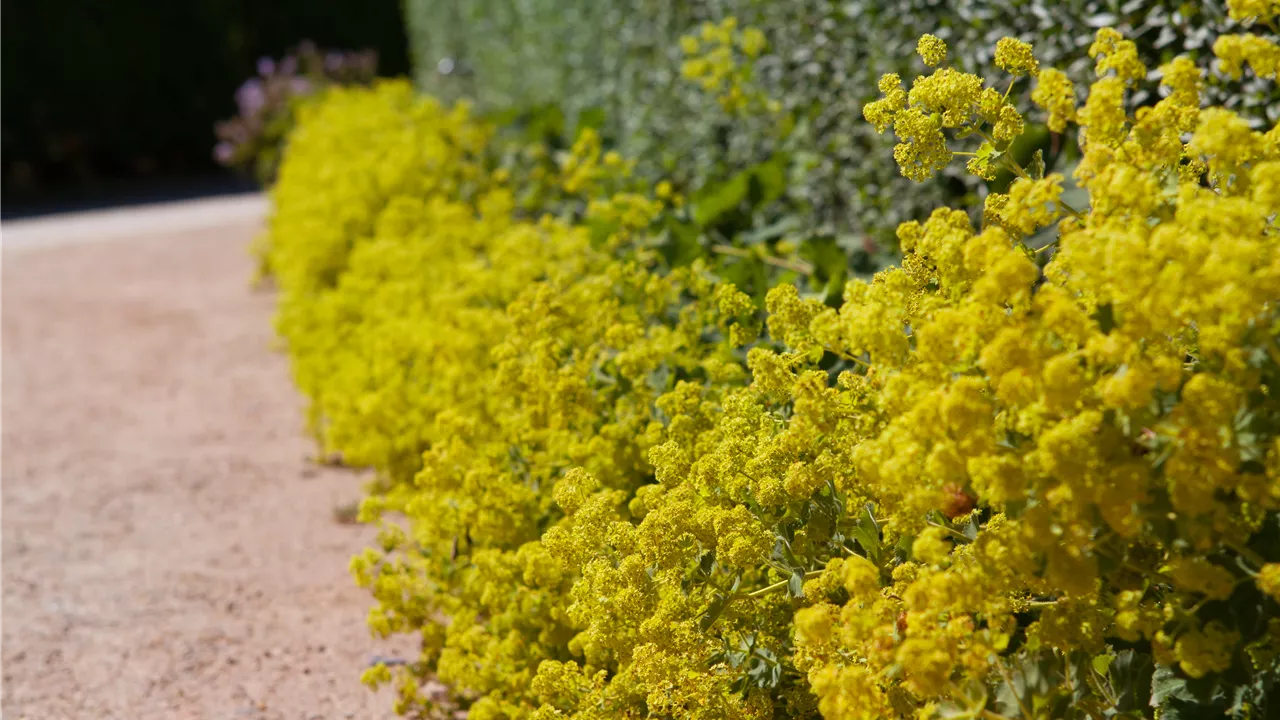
[{"x1": 267, "y1": 23, "x2": 1280, "y2": 720}]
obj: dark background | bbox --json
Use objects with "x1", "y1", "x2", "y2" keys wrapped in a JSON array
[{"x1": 1, "y1": 0, "x2": 409, "y2": 218}]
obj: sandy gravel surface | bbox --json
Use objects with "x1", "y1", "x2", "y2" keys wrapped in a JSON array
[{"x1": 2, "y1": 204, "x2": 404, "y2": 719}]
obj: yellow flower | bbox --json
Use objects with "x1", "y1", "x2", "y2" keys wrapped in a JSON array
[
  {"x1": 1214, "y1": 33, "x2": 1280, "y2": 80},
  {"x1": 1227, "y1": 0, "x2": 1280, "y2": 24},
  {"x1": 1077, "y1": 76, "x2": 1127, "y2": 146},
  {"x1": 994, "y1": 37, "x2": 1039, "y2": 76},
  {"x1": 1259, "y1": 563, "x2": 1280, "y2": 602},
  {"x1": 897, "y1": 638, "x2": 954, "y2": 696},
  {"x1": 989, "y1": 174, "x2": 1065, "y2": 236},
  {"x1": 1031, "y1": 68, "x2": 1077, "y2": 133},
  {"x1": 1174, "y1": 622, "x2": 1240, "y2": 678},
  {"x1": 1166, "y1": 556, "x2": 1237, "y2": 600},
  {"x1": 795, "y1": 604, "x2": 835, "y2": 645},
  {"x1": 1190, "y1": 107, "x2": 1265, "y2": 181},
  {"x1": 1089, "y1": 27, "x2": 1147, "y2": 83},
  {"x1": 741, "y1": 27, "x2": 767, "y2": 58},
  {"x1": 863, "y1": 74, "x2": 907, "y2": 132},
  {"x1": 912, "y1": 527, "x2": 952, "y2": 565},
  {"x1": 843, "y1": 554, "x2": 882, "y2": 600},
  {"x1": 993, "y1": 104, "x2": 1025, "y2": 142},
  {"x1": 917, "y1": 34, "x2": 948, "y2": 67},
  {"x1": 890, "y1": 108, "x2": 952, "y2": 181},
  {"x1": 908, "y1": 68, "x2": 983, "y2": 127}
]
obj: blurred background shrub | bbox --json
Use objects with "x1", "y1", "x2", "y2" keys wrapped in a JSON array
[
  {"x1": 214, "y1": 42, "x2": 378, "y2": 186},
  {"x1": 405, "y1": 0, "x2": 1275, "y2": 256},
  {"x1": 0, "y1": 0, "x2": 407, "y2": 215}
]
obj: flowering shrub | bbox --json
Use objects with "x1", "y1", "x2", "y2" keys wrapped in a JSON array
[
  {"x1": 214, "y1": 42, "x2": 378, "y2": 185},
  {"x1": 263, "y1": 80, "x2": 497, "y2": 450},
  {"x1": 266, "y1": 16, "x2": 1280, "y2": 720},
  {"x1": 405, "y1": 0, "x2": 1273, "y2": 257}
]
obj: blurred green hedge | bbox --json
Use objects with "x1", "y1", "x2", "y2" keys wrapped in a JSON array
[
  {"x1": 404, "y1": 0, "x2": 1273, "y2": 252},
  {"x1": 0, "y1": 0, "x2": 409, "y2": 208}
]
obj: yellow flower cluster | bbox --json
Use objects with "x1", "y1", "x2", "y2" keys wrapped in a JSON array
[
  {"x1": 265, "y1": 24, "x2": 1280, "y2": 720},
  {"x1": 1228, "y1": 0, "x2": 1280, "y2": 25},
  {"x1": 680, "y1": 17, "x2": 779, "y2": 116},
  {"x1": 863, "y1": 34, "x2": 1040, "y2": 182},
  {"x1": 1215, "y1": 33, "x2": 1280, "y2": 79},
  {"x1": 994, "y1": 37, "x2": 1038, "y2": 77},
  {"x1": 917, "y1": 34, "x2": 948, "y2": 67},
  {"x1": 1218, "y1": 1, "x2": 1280, "y2": 80},
  {"x1": 807, "y1": 26, "x2": 1280, "y2": 718},
  {"x1": 269, "y1": 81, "x2": 785, "y2": 717}
]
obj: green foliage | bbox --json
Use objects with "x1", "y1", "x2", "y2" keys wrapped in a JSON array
[{"x1": 403, "y1": 0, "x2": 1274, "y2": 256}]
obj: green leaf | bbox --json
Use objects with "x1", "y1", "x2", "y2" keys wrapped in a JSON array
[
  {"x1": 740, "y1": 216, "x2": 802, "y2": 245},
  {"x1": 1092, "y1": 651, "x2": 1115, "y2": 678},
  {"x1": 968, "y1": 141, "x2": 1002, "y2": 180},
  {"x1": 646, "y1": 363, "x2": 671, "y2": 392},
  {"x1": 752, "y1": 154, "x2": 790, "y2": 207},
  {"x1": 993, "y1": 654, "x2": 1053, "y2": 717},
  {"x1": 1151, "y1": 665, "x2": 1228, "y2": 712},
  {"x1": 692, "y1": 154, "x2": 791, "y2": 231},
  {"x1": 1109, "y1": 650, "x2": 1153, "y2": 712},
  {"x1": 573, "y1": 106, "x2": 606, "y2": 133},
  {"x1": 698, "y1": 575, "x2": 740, "y2": 631},
  {"x1": 699, "y1": 594, "x2": 728, "y2": 630},
  {"x1": 773, "y1": 536, "x2": 800, "y2": 571},
  {"x1": 1028, "y1": 149, "x2": 1046, "y2": 180},
  {"x1": 799, "y1": 235, "x2": 847, "y2": 281},
  {"x1": 787, "y1": 570, "x2": 805, "y2": 598},
  {"x1": 657, "y1": 215, "x2": 703, "y2": 267},
  {"x1": 693, "y1": 172, "x2": 751, "y2": 228},
  {"x1": 849, "y1": 505, "x2": 882, "y2": 564},
  {"x1": 976, "y1": 141, "x2": 1003, "y2": 163},
  {"x1": 1094, "y1": 303, "x2": 1117, "y2": 334},
  {"x1": 746, "y1": 646, "x2": 782, "y2": 690}
]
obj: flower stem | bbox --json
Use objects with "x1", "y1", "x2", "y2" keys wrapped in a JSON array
[
  {"x1": 974, "y1": 128, "x2": 1086, "y2": 220},
  {"x1": 746, "y1": 570, "x2": 824, "y2": 598},
  {"x1": 711, "y1": 243, "x2": 814, "y2": 274}
]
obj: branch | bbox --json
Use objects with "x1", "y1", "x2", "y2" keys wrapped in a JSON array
[{"x1": 711, "y1": 243, "x2": 814, "y2": 274}]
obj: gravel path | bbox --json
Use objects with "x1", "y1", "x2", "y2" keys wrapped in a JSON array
[{"x1": 2, "y1": 200, "x2": 404, "y2": 719}]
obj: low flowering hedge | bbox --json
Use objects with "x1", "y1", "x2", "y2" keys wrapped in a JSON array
[{"x1": 263, "y1": 14, "x2": 1280, "y2": 720}]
